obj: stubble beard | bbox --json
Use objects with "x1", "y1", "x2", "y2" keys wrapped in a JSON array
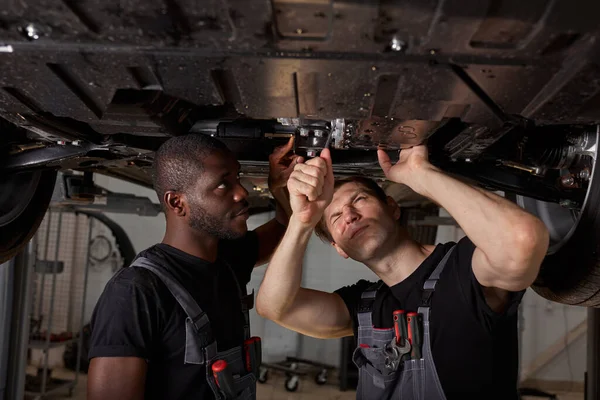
[{"x1": 188, "y1": 202, "x2": 245, "y2": 240}]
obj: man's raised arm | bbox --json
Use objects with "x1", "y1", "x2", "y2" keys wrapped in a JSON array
[
  {"x1": 256, "y1": 149, "x2": 353, "y2": 339},
  {"x1": 378, "y1": 146, "x2": 549, "y2": 310},
  {"x1": 254, "y1": 137, "x2": 299, "y2": 266}
]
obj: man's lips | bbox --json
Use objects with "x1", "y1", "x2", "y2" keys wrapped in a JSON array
[
  {"x1": 348, "y1": 225, "x2": 368, "y2": 240},
  {"x1": 234, "y1": 207, "x2": 250, "y2": 217}
]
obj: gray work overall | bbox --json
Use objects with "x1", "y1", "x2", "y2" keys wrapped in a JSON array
[
  {"x1": 352, "y1": 247, "x2": 455, "y2": 400},
  {"x1": 131, "y1": 256, "x2": 257, "y2": 400}
]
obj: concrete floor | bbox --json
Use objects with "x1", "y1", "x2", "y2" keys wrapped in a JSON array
[
  {"x1": 26, "y1": 367, "x2": 358, "y2": 400},
  {"x1": 25, "y1": 367, "x2": 584, "y2": 400}
]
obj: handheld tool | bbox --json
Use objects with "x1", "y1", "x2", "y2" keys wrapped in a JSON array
[
  {"x1": 407, "y1": 312, "x2": 422, "y2": 359},
  {"x1": 393, "y1": 309, "x2": 410, "y2": 362},
  {"x1": 212, "y1": 360, "x2": 236, "y2": 399},
  {"x1": 384, "y1": 337, "x2": 411, "y2": 372},
  {"x1": 254, "y1": 337, "x2": 262, "y2": 368},
  {"x1": 392, "y1": 310, "x2": 407, "y2": 345},
  {"x1": 244, "y1": 336, "x2": 262, "y2": 376},
  {"x1": 384, "y1": 310, "x2": 411, "y2": 371}
]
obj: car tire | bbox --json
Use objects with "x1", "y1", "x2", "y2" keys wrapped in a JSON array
[
  {"x1": 515, "y1": 159, "x2": 600, "y2": 307},
  {"x1": 0, "y1": 170, "x2": 57, "y2": 263}
]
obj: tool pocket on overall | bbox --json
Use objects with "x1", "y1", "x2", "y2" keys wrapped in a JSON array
[
  {"x1": 210, "y1": 371, "x2": 256, "y2": 400},
  {"x1": 354, "y1": 347, "x2": 429, "y2": 400},
  {"x1": 226, "y1": 347, "x2": 256, "y2": 400},
  {"x1": 393, "y1": 359, "x2": 425, "y2": 400},
  {"x1": 232, "y1": 373, "x2": 256, "y2": 400},
  {"x1": 352, "y1": 345, "x2": 398, "y2": 397},
  {"x1": 210, "y1": 346, "x2": 257, "y2": 400}
]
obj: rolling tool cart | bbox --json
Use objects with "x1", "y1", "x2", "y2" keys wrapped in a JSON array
[{"x1": 259, "y1": 356, "x2": 335, "y2": 392}]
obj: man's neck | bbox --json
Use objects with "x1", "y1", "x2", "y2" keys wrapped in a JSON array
[
  {"x1": 365, "y1": 231, "x2": 435, "y2": 288},
  {"x1": 162, "y1": 226, "x2": 219, "y2": 263}
]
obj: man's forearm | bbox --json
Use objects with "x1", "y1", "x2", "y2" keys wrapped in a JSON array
[
  {"x1": 410, "y1": 166, "x2": 548, "y2": 274},
  {"x1": 272, "y1": 188, "x2": 292, "y2": 225},
  {"x1": 254, "y1": 188, "x2": 292, "y2": 266},
  {"x1": 256, "y1": 217, "x2": 313, "y2": 319}
]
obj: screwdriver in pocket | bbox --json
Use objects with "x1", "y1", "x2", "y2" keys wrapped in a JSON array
[
  {"x1": 393, "y1": 310, "x2": 408, "y2": 345},
  {"x1": 407, "y1": 312, "x2": 422, "y2": 359},
  {"x1": 212, "y1": 360, "x2": 236, "y2": 399}
]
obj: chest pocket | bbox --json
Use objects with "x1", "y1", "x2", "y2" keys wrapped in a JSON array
[
  {"x1": 132, "y1": 257, "x2": 257, "y2": 400},
  {"x1": 352, "y1": 246, "x2": 456, "y2": 400}
]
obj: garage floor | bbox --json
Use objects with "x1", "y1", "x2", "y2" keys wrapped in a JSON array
[
  {"x1": 25, "y1": 367, "x2": 584, "y2": 400},
  {"x1": 28, "y1": 367, "x2": 358, "y2": 400}
]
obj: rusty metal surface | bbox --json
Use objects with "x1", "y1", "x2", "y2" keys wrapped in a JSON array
[
  {"x1": 1, "y1": 0, "x2": 600, "y2": 184},
  {"x1": 352, "y1": 117, "x2": 443, "y2": 149},
  {"x1": 0, "y1": 0, "x2": 597, "y2": 130}
]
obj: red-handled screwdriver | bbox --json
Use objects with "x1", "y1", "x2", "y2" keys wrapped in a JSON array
[
  {"x1": 244, "y1": 337, "x2": 262, "y2": 375},
  {"x1": 407, "y1": 312, "x2": 422, "y2": 360},
  {"x1": 212, "y1": 360, "x2": 236, "y2": 399},
  {"x1": 392, "y1": 310, "x2": 407, "y2": 345},
  {"x1": 253, "y1": 337, "x2": 262, "y2": 369}
]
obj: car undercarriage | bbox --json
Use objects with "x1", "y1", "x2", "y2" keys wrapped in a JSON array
[{"x1": 2, "y1": 0, "x2": 600, "y2": 305}]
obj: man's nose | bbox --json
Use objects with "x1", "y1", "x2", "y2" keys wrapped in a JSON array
[
  {"x1": 233, "y1": 182, "x2": 249, "y2": 202},
  {"x1": 343, "y1": 206, "x2": 359, "y2": 223}
]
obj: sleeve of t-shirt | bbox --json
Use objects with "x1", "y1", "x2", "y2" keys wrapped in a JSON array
[
  {"x1": 334, "y1": 280, "x2": 375, "y2": 331},
  {"x1": 218, "y1": 230, "x2": 259, "y2": 286},
  {"x1": 88, "y1": 269, "x2": 163, "y2": 360},
  {"x1": 452, "y1": 237, "x2": 526, "y2": 332}
]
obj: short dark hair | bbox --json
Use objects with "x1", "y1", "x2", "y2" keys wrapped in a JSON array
[
  {"x1": 152, "y1": 134, "x2": 229, "y2": 210},
  {"x1": 314, "y1": 176, "x2": 388, "y2": 243}
]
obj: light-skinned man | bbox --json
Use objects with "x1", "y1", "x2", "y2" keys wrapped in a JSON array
[{"x1": 256, "y1": 146, "x2": 549, "y2": 399}]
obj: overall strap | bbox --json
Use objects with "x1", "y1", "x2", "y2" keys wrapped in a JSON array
[
  {"x1": 357, "y1": 281, "x2": 385, "y2": 328},
  {"x1": 419, "y1": 245, "x2": 456, "y2": 320},
  {"x1": 222, "y1": 261, "x2": 254, "y2": 340},
  {"x1": 131, "y1": 257, "x2": 213, "y2": 345}
]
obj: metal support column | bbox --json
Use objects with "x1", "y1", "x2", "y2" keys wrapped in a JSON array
[
  {"x1": 37, "y1": 213, "x2": 52, "y2": 321},
  {"x1": 5, "y1": 241, "x2": 36, "y2": 400},
  {"x1": 39, "y1": 210, "x2": 63, "y2": 396},
  {"x1": 0, "y1": 259, "x2": 14, "y2": 400},
  {"x1": 586, "y1": 308, "x2": 600, "y2": 400},
  {"x1": 74, "y1": 216, "x2": 93, "y2": 386}
]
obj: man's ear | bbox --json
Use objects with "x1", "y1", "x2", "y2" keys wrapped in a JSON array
[
  {"x1": 164, "y1": 191, "x2": 187, "y2": 217},
  {"x1": 332, "y1": 242, "x2": 349, "y2": 259},
  {"x1": 386, "y1": 196, "x2": 401, "y2": 220}
]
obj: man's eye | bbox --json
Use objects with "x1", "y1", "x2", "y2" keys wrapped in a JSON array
[
  {"x1": 355, "y1": 196, "x2": 365, "y2": 202},
  {"x1": 217, "y1": 183, "x2": 227, "y2": 189}
]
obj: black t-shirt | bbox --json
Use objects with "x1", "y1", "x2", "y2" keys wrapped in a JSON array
[
  {"x1": 89, "y1": 232, "x2": 259, "y2": 400},
  {"x1": 335, "y1": 237, "x2": 525, "y2": 400}
]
